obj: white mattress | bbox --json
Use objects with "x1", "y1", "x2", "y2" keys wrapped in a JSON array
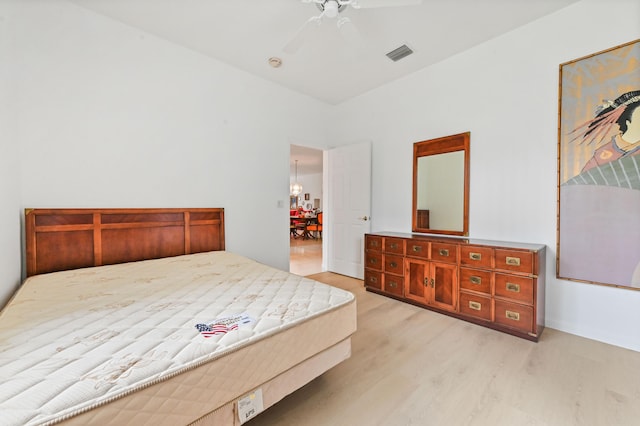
[{"x1": 0, "y1": 251, "x2": 356, "y2": 425}]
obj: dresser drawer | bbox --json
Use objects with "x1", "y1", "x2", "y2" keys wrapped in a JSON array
[
  {"x1": 459, "y1": 267, "x2": 491, "y2": 294},
  {"x1": 365, "y1": 235, "x2": 382, "y2": 252},
  {"x1": 364, "y1": 269, "x2": 382, "y2": 290},
  {"x1": 384, "y1": 254, "x2": 404, "y2": 276},
  {"x1": 384, "y1": 237, "x2": 405, "y2": 255},
  {"x1": 431, "y1": 242, "x2": 458, "y2": 264},
  {"x1": 495, "y1": 273, "x2": 534, "y2": 305},
  {"x1": 406, "y1": 239, "x2": 429, "y2": 259},
  {"x1": 460, "y1": 245, "x2": 493, "y2": 269},
  {"x1": 494, "y1": 300, "x2": 534, "y2": 334},
  {"x1": 459, "y1": 292, "x2": 492, "y2": 322},
  {"x1": 365, "y1": 252, "x2": 382, "y2": 271},
  {"x1": 495, "y1": 249, "x2": 534, "y2": 274},
  {"x1": 384, "y1": 273, "x2": 404, "y2": 297}
]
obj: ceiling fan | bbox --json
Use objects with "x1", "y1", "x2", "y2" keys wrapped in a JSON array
[{"x1": 283, "y1": 0, "x2": 423, "y2": 54}]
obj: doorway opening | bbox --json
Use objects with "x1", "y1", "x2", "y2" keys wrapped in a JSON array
[{"x1": 289, "y1": 144, "x2": 323, "y2": 276}]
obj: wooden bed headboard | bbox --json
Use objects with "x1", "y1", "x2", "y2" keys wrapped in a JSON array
[{"x1": 25, "y1": 208, "x2": 225, "y2": 277}]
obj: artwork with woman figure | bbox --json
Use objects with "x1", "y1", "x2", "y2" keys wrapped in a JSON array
[
  {"x1": 558, "y1": 38, "x2": 640, "y2": 290},
  {"x1": 565, "y1": 90, "x2": 640, "y2": 189},
  {"x1": 560, "y1": 85, "x2": 640, "y2": 288}
]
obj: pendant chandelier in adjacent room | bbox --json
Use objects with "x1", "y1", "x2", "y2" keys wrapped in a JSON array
[{"x1": 290, "y1": 160, "x2": 303, "y2": 196}]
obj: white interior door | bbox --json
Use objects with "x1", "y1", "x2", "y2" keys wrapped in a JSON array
[{"x1": 326, "y1": 141, "x2": 371, "y2": 279}]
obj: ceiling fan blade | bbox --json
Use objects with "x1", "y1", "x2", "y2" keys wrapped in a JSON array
[
  {"x1": 283, "y1": 15, "x2": 323, "y2": 54},
  {"x1": 336, "y1": 17, "x2": 367, "y2": 52},
  {"x1": 349, "y1": 0, "x2": 422, "y2": 9}
]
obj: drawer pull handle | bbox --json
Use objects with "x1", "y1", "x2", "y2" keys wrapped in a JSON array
[
  {"x1": 390, "y1": 243, "x2": 398, "y2": 250},
  {"x1": 371, "y1": 241, "x2": 379, "y2": 247},
  {"x1": 423, "y1": 277, "x2": 429, "y2": 287},
  {"x1": 506, "y1": 256, "x2": 521, "y2": 266},
  {"x1": 438, "y1": 249, "x2": 449, "y2": 257},
  {"x1": 369, "y1": 258, "x2": 377, "y2": 265},
  {"x1": 505, "y1": 310, "x2": 520, "y2": 321},
  {"x1": 369, "y1": 276, "x2": 378, "y2": 284},
  {"x1": 506, "y1": 282, "x2": 521, "y2": 293},
  {"x1": 469, "y1": 252, "x2": 482, "y2": 261},
  {"x1": 412, "y1": 245, "x2": 422, "y2": 252},
  {"x1": 469, "y1": 301, "x2": 482, "y2": 311},
  {"x1": 430, "y1": 278, "x2": 435, "y2": 288},
  {"x1": 388, "y1": 281, "x2": 397, "y2": 288},
  {"x1": 389, "y1": 261, "x2": 398, "y2": 268},
  {"x1": 470, "y1": 276, "x2": 482, "y2": 285}
]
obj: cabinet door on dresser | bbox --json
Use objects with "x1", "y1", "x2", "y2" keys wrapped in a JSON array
[
  {"x1": 431, "y1": 261, "x2": 458, "y2": 311},
  {"x1": 404, "y1": 239, "x2": 430, "y2": 303},
  {"x1": 405, "y1": 258, "x2": 458, "y2": 312},
  {"x1": 405, "y1": 258, "x2": 428, "y2": 303}
]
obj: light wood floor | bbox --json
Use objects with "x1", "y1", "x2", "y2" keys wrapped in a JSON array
[
  {"x1": 249, "y1": 272, "x2": 640, "y2": 426},
  {"x1": 289, "y1": 237, "x2": 322, "y2": 276}
]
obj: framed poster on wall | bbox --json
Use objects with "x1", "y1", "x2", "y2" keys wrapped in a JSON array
[{"x1": 557, "y1": 39, "x2": 640, "y2": 290}]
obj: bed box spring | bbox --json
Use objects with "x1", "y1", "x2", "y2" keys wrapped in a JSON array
[{"x1": 0, "y1": 251, "x2": 356, "y2": 425}]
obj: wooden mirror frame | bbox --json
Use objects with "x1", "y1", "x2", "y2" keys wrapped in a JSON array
[{"x1": 412, "y1": 132, "x2": 470, "y2": 236}]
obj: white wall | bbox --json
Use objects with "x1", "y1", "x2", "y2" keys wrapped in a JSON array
[
  {"x1": 3, "y1": 0, "x2": 331, "y2": 308},
  {"x1": 331, "y1": 0, "x2": 640, "y2": 351},
  {"x1": 294, "y1": 171, "x2": 323, "y2": 210},
  {"x1": 0, "y1": 1, "x2": 23, "y2": 307}
]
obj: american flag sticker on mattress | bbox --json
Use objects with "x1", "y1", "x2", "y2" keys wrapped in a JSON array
[{"x1": 196, "y1": 313, "x2": 254, "y2": 337}]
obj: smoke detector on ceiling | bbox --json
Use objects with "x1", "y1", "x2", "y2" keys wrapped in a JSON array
[{"x1": 268, "y1": 57, "x2": 283, "y2": 68}]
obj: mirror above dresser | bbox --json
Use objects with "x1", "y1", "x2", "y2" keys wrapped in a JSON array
[{"x1": 412, "y1": 132, "x2": 470, "y2": 236}]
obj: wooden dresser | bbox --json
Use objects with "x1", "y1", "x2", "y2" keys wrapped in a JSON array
[{"x1": 364, "y1": 232, "x2": 546, "y2": 341}]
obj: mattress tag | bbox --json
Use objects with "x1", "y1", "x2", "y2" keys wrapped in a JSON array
[
  {"x1": 195, "y1": 313, "x2": 255, "y2": 338},
  {"x1": 238, "y1": 388, "x2": 264, "y2": 424}
]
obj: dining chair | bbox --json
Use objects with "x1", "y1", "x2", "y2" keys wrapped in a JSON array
[{"x1": 306, "y1": 211, "x2": 323, "y2": 239}]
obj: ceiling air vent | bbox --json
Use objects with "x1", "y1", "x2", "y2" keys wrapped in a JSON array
[{"x1": 386, "y1": 44, "x2": 413, "y2": 62}]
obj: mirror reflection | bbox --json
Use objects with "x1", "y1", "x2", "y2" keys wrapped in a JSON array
[
  {"x1": 412, "y1": 132, "x2": 470, "y2": 236},
  {"x1": 416, "y1": 151, "x2": 465, "y2": 231}
]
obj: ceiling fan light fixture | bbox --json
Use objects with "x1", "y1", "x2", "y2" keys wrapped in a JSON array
[
  {"x1": 315, "y1": 0, "x2": 345, "y2": 18},
  {"x1": 324, "y1": 1, "x2": 340, "y2": 18}
]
